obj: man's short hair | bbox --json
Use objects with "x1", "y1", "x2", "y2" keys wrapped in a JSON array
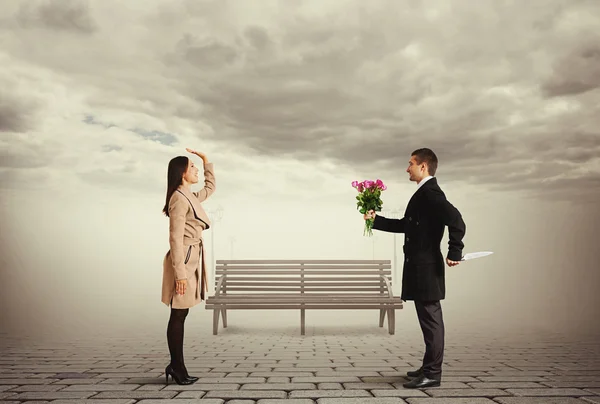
[{"x1": 411, "y1": 148, "x2": 438, "y2": 176}]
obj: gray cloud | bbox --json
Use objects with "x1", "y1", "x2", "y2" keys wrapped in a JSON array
[
  {"x1": 541, "y1": 41, "x2": 600, "y2": 98},
  {"x1": 1, "y1": 0, "x2": 599, "y2": 201},
  {"x1": 0, "y1": 90, "x2": 40, "y2": 133},
  {"x1": 131, "y1": 129, "x2": 177, "y2": 146},
  {"x1": 16, "y1": 0, "x2": 97, "y2": 34},
  {"x1": 158, "y1": 1, "x2": 600, "y2": 200},
  {"x1": 83, "y1": 116, "x2": 177, "y2": 146}
]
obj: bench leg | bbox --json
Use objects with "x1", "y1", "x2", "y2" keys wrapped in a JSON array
[
  {"x1": 213, "y1": 307, "x2": 220, "y2": 335},
  {"x1": 387, "y1": 308, "x2": 395, "y2": 335},
  {"x1": 301, "y1": 308, "x2": 305, "y2": 335},
  {"x1": 221, "y1": 308, "x2": 227, "y2": 328},
  {"x1": 379, "y1": 308, "x2": 386, "y2": 327}
]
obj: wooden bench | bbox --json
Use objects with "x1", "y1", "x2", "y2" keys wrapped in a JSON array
[{"x1": 204, "y1": 259, "x2": 403, "y2": 335}]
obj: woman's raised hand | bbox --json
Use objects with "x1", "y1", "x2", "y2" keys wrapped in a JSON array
[{"x1": 186, "y1": 148, "x2": 208, "y2": 163}]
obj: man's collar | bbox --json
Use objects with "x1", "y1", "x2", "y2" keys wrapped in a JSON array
[{"x1": 417, "y1": 175, "x2": 433, "y2": 190}]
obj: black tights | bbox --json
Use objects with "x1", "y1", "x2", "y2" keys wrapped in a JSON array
[{"x1": 167, "y1": 306, "x2": 189, "y2": 373}]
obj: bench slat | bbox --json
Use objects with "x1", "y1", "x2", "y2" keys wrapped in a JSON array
[
  {"x1": 214, "y1": 276, "x2": 387, "y2": 282},
  {"x1": 205, "y1": 304, "x2": 402, "y2": 309},
  {"x1": 216, "y1": 282, "x2": 387, "y2": 287},
  {"x1": 216, "y1": 270, "x2": 391, "y2": 275},
  {"x1": 216, "y1": 265, "x2": 391, "y2": 270},
  {"x1": 216, "y1": 259, "x2": 392, "y2": 265},
  {"x1": 215, "y1": 288, "x2": 391, "y2": 292},
  {"x1": 207, "y1": 297, "x2": 400, "y2": 302}
]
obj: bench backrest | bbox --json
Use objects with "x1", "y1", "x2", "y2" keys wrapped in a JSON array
[{"x1": 214, "y1": 259, "x2": 393, "y2": 295}]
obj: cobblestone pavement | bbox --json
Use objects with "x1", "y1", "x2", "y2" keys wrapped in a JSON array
[{"x1": 1, "y1": 313, "x2": 599, "y2": 404}]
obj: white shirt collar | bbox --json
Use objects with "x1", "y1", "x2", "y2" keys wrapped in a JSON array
[{"x1": 416, "y1": 175, "x2": 433, "y2": 191}]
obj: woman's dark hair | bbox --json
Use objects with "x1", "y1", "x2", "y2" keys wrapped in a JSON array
[{"x1": 163, "y1": 156, "x2": 189, "y2": 216}]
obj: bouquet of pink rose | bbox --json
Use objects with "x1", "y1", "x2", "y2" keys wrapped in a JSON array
[{"x1": 352, "y1": 179, "x2": 387, "y2": 236}]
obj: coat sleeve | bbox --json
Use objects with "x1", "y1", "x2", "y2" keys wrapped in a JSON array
[
  {"x1": 168, "y1": 194, "x2": 188, "y2": 280},
  {"x1": 426, "y1": 190, "x2": 466, "y2": 261},
  {"x1": 193, "y1": 162, "x2": 216, "y2": 203},
  {"x1": 372, "y1": 214, "x2": 406, "y2": 233}
]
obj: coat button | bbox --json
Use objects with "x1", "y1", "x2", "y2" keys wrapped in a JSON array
[
  {"x1": 406, "y1": 237, "x2": 409, "y2": 242},
  {"x1": 409, "y1": 217, "x2": 412, "y2": 221},
  {"x1": 406, "y1": 258, "x2": 409, "y2": 262},
  {"x1": 416, "y1": 221, "x2": 419, "y2": 225}
]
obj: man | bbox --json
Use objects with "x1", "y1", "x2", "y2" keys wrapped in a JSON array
[{"x1": 364, "y1": 148, "x2": 466, "y2": 388}]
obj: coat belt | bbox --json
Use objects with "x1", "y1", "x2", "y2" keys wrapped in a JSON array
[
  {"x1": 182, "y1": 237, "x2": 208, "y2": 296},
  {"x1": 184, "y1": 237, "x2": 203, "y2": 247}
]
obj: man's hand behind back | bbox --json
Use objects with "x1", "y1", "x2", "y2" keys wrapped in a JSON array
[{"x1": 446, "y1": 258, "x2": 460, "y2": 267}]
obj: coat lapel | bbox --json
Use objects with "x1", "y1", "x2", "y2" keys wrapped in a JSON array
[
  {"x1": 405, "y1": 177, "x2": 437, "y2": 213},
  {"x1": 176, "y1": 187, "x2": 211, "y2": 229}
]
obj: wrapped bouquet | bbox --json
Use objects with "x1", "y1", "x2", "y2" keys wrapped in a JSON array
[{"x1": 352, "y1": 179, "x2": 386, "y2": 236}]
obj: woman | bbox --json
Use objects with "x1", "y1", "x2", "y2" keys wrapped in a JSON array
[{"x1": 161, "y1": 148, "x2": 216, "y2": 385}]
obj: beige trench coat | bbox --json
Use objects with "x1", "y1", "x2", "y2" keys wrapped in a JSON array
[{"x1": 162, "y1": 163, "x2": 216, "y2": 309}]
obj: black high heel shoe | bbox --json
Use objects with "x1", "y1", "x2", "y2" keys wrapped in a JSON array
[
  {"x1": 183, "y1": 367, "x2": 198, "y2": 383},
  {"x1": 165, "y1": 364, "x2": 194, "y2": 385}
]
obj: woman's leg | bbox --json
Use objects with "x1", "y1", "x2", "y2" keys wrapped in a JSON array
[{"x1": 166, "y1": 306, "x2": 189, "y2": 372}]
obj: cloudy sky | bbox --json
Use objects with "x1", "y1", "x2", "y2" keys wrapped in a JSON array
[{"x1": 1, "y1": 0, "x2": 599, "y2": 341}]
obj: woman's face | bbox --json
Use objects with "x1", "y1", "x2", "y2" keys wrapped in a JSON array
[{"x1": 182, "y1": 159, "x2": 199, "y2": 184}]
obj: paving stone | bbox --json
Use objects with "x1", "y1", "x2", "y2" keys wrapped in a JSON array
[
  {"x1": 4, "y1": 384, "x2": 67, "y2": 392},
  {"x1": 52, "y1": 378, "x2": 104, "y2": 384},
  {"x1": 228, "y1": 400, "x2": 257, "y2": 404},
  {"x1": 474, "y1": 376, "x2": 547, "y2": 382},
  {"x1": 267, "y1": 376, "x2": 291, "y2": 383},
  {"x1": 494, "y1": 399, "x2": 592, "y2": 404},
  {"x1": 50, "y1": 401, "x2": 137, "y2": 404},
  {"x1": 540, "y1": 380, "x2": 600, "y2": 388},
  {"x1": 8, "y1": 391, "x2": 96, "y2": 399},
  {"x1": 60, "y1": 383, "x2": 141, "y2": 391},
  {"x1": 244, "y1": 383, "x2": 317, "y2": 391},
  {"x1": 370, "y1": 389, "x2": 433, "y2": 397},
  {"x1": 318, "y1": 383, "x2": 343, "y2": 389},
  {"x1": 292, "y1": 377, "x2": 362, "y2": 383},
  {"x1": 317, "y1": 399, "x2": 407, "y2": 403},
  {"x1": 0, "y1": 378, "x2": 54, "y2": 385},
  {"x1": 289, "y1": 389, "x2": 372, "y2": 398},
  {"x1": 465, "y1": 382, "x2": 546, "y2": 388},
  {"x1": 88, "y1": 390, "x2": 178, "y2": 399},
  {"x1": 505, "y1": 387, "x2": 595, "y2": 396},
  {"x1": 404, "y1": 399, "x2": 498, "y2": 404},
  {"x1": 423, "y1": 388, "x2": 513, "y2": 397},
  {"x1": 257, "y1": 400, "x2": 315, "y2": 404},
  {"x1": 395, "y1": 382, "x2": 472, "y2": 389},
  {"x1": 2, "y1": 316, "x2": 599, "y2": 404},
  {"x1": 173, "y1": 391, "x2": 207, "y2": 398},
  {"x1": 251, "y1": 372, "x2": 314, "y2": 377},
  {"x1": 0, "y1": 392, "x2": 18, "y2": 399},
  {"x1": 204, "y1": 390, "x2": 287, "y2": 399},
  {"x1": 197, "y1": 377, "x2": 266, "y2": 383},
  {"x1": 227, "y1": 400, "x2": 256, "y2": 404},
  {"x1": 163, "y1": 383, "x2": 239, "y2": 390},
  {"x1": 136, "y1": 400, "x2": 224, "y2": 404}
]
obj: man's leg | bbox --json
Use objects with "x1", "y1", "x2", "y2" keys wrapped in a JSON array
[{"x1": 415, "y1": 300, "x2": 444, "y2": 380}]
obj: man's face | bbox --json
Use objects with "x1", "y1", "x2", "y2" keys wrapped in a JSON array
[{"x1": 406, "y1": 155, "x2": 426, "y2": 182}]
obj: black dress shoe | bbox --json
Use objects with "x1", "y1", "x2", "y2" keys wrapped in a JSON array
[
  {"x1": 403, "y1": 373, "x2": 441, "y2": 388},
  {"x1": 406, "y1": 367, "x2": 423, "y2": 378}
]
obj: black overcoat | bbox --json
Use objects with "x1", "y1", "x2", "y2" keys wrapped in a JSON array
[{"x1": 372, "y1": 177, "x2": 466, "y2": 301}]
